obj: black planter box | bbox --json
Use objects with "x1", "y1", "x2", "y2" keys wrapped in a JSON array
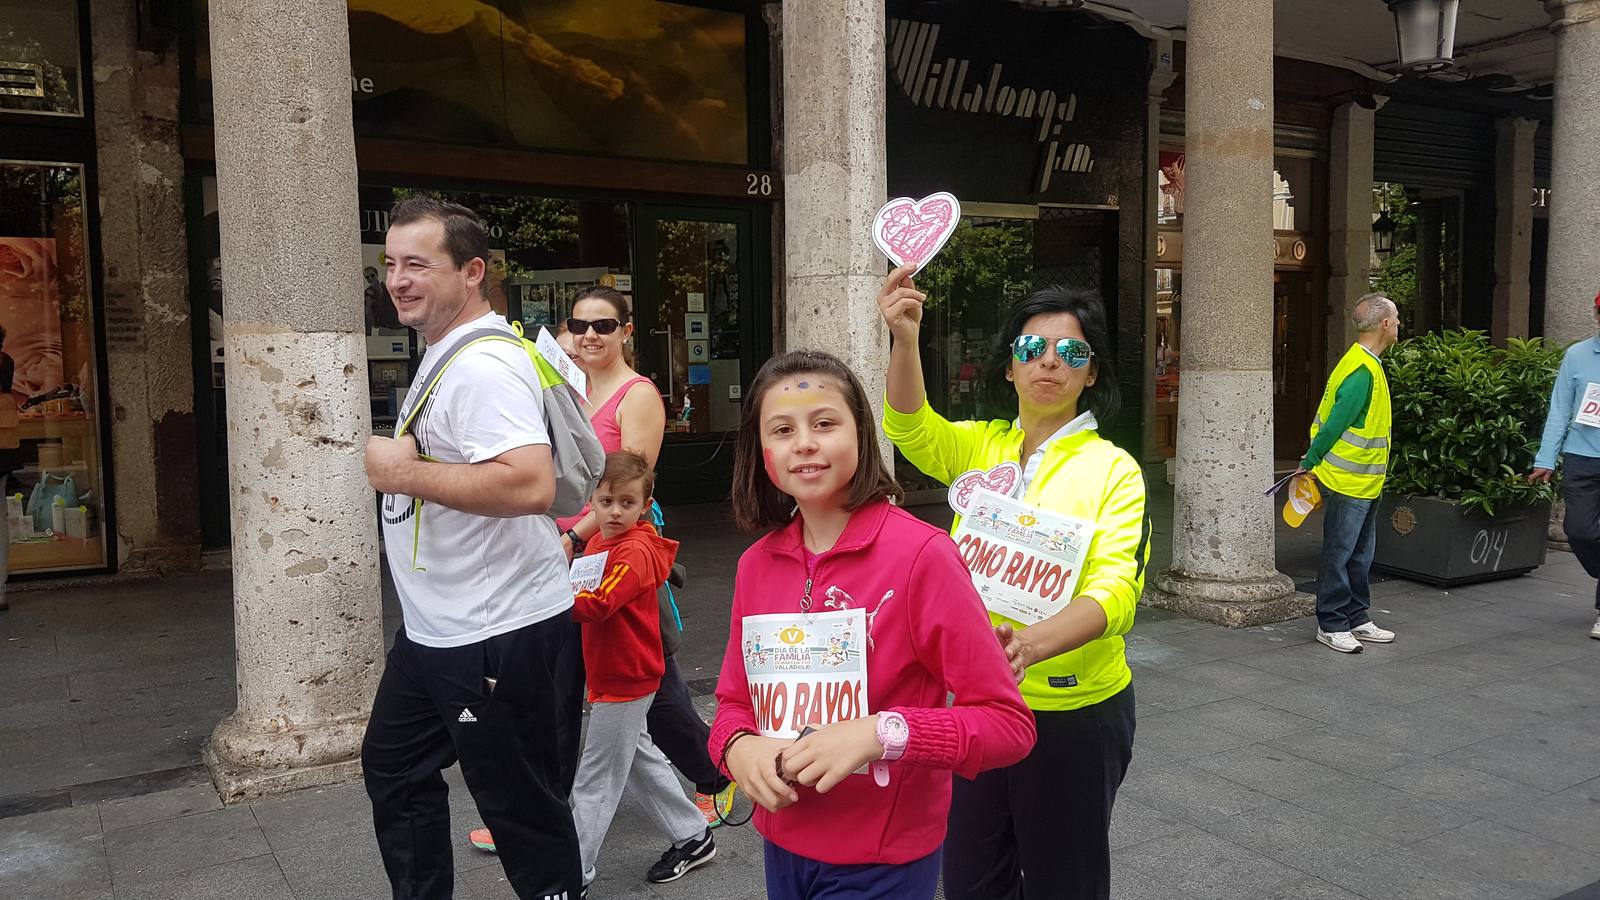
[{"x1": 1374, "y1": 495, "x2": 1551, "y2": 587}]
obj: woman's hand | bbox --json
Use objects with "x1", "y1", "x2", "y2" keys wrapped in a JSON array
[
  {"x1": 994, "y1": 623, "x2": 1032, "y2": 684},
  {"x1": 724, "y1": 734, "x2": 799, "y2": 812},
  {"x1": 877, "y1": 265, "x2": 926, "y2": 344},
  {"x1": 779, "y1": 718, "x2": 884, "y2": 794}
]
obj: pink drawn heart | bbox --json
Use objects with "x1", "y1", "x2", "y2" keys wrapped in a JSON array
[
  {"x1": 873, "y1": 192, "x2": 961, "y2": 274},
  {"x1": 948, "y1": 461, "x2": 1023, "y2": 516}
]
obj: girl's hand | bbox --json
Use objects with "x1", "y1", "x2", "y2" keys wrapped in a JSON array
[
  {"x1": 994, "y1": 623, "x2": 1031, "y2": 684},
  {"x1": 780, "y1": 717, "x2": 884, "y2": 794},
  {"x1": 877, "y1": 265, "x2": 926, "y2": 344},
  {"x1": 724, "y1": 734, "x2": 798, "y2": 812}
]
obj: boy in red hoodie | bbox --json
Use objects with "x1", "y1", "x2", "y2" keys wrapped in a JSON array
[{"x1": 570, "y1": 451, "x2": 715, "y2": 893}]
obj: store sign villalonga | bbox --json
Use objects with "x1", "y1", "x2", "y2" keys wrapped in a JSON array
[{"x1": 887, "y1": 18, "x2": 1095, "y2": 193}]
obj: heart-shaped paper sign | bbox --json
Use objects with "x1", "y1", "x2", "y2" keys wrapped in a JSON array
[
  {"x1": 948, "y1": 461, "x2": 1023, "y2": 516},
  {"x1": 873, "y1": 192, "x2": 961, "y2": 275}
]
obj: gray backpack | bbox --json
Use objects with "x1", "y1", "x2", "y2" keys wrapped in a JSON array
[{"x1": 397, "y1": 323, "x2": 603, "y2": 519}]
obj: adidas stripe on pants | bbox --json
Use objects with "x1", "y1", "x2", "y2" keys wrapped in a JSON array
[{"x1": 363, "y1": 613, "x2": 582, "y2": 900}]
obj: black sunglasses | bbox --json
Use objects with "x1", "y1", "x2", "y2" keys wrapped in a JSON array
[{"x1": 567, "y1": 317, "x2": 623, "y2": 336}]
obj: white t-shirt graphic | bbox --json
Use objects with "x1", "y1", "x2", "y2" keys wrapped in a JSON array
[{"x1": 381, "y1": 313, "x2": 572, "y2": 647}]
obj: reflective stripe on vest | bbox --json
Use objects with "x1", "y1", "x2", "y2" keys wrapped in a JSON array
[
  {"x1": 1322, "y1": 450, "x2": 1387, "y2": 476},
  {"x1": 1312, "y1": 416, "x2": 1389, "y2": 450}
]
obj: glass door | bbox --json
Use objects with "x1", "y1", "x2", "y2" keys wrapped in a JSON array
[{"x1": 634, "y1": 206, "x2": 760, "y2": 505}]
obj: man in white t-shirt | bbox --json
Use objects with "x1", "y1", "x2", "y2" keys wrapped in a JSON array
[{"x1": 362, "y1": 198, "x2": 581, "y2": 900}]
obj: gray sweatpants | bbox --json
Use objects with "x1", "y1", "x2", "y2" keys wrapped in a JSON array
[{"x1": 572, "y1": 692, "x2": 706, "y2": 885}]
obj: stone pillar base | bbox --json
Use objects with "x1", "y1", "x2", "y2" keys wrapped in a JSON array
[
  {"x1": 1144, "y1": 569, "x2": 1314, "y2": 628},
  {"x1": 205, "y1": 743, "x2": 363, "y2": 805},
  {"x1": 204, "y1": 713, "x2": 367, "y2": 804}
]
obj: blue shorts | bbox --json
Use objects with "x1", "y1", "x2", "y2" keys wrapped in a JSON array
[{"x1": 763, "y1": 840, "x2": 941, "y2": 899}]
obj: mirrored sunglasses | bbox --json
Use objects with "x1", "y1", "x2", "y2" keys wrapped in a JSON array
[
  {"x1": 1011, "y1": 334, "x2": 1094, "y2": 368},
  {"x1": 567, "y1": 317, "x2": 622, "y2": 336}
]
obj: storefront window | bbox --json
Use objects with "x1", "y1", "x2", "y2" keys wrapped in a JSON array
[
  {"x1": 0, "y1": 161, "x2": 107, "y2": 571},
  {"x1": 188, "y1": 1, "x2": 749, "y2": 164},
  {"x1": 0, "y1": 1, "x2": 84, "y2": 116}
]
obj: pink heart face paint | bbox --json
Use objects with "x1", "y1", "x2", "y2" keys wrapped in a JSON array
[{"x1": 758, "y1": 375, "x2": 859, "y2": 509}]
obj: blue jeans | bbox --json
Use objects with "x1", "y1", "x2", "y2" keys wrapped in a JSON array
[{"x1": 1316, "y1": 489, "x2": 1380, "y2": 633}]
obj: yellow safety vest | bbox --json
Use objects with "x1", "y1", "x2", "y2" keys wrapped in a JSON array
[{"x1": 1309, "y1": 344, "x2": 1392, "y2": 499}]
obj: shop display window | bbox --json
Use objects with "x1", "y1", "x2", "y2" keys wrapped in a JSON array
[
  {"x1": 0, "y1": 161, "x2": 107, "y2": 571},
  {"x1": 0, "y1": 2, "x2": 83, "y2": 117},
  {"x1": 188, "y1": 1, "x2": 749, "y2": 165}
]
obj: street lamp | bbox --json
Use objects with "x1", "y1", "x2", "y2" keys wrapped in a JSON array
[
  {"x1": 1386, "y1": 0, "x2": 1460, "y2": 73},
  {"x1": 1372, "y1": 209, "x2": 1397, "y2": 255}
]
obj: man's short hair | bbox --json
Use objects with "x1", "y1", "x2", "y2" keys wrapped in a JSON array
[
  {"x1": 599, "y1": 450, "x2": 655, "y2": 499},
  {"x1": 1352, "y1": 293, "x2": 1396, "y2": 332},
  {"x1": 389, "y1": 197, "x2": 491, "y2": 274}
]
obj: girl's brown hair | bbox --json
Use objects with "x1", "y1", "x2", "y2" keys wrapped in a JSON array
[{"x1": 731, "y1": 350, "x2": 904, "y2": 532}]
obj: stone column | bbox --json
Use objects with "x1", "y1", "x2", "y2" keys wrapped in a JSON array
[
  {"x1": 91, "y1": 0, "x2": 204, "y2": 574},
  {"x1": 780, "y1": 0, "x2": 891, "y2": 463},
  {"x1": 1544, "y1": 1, "x2": 1600, "y2": 344},
  {"x1": 1492, "y1": 118, "x2": 1537, "y2": 344},
  {"x1": 1326, "y1": 102, "x2": 1376, "y2": 365},
  {"x1": 1146, "y1": 0, "x2": 1310, "y2": 627},
  {"x1": 203, "y1": 0, "x2": 384, "y2": 803}
]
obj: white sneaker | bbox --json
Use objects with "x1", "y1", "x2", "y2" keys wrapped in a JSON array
[
  {"x1": 1351, "y1": 622, "x2": 1396, "y2": 643},
  {"x1": 1317, "y1": 630, "x2": 1363, "y2": 653},
  {"x1": 1590, "y1": 615, "x2": 1600, "y2": 640}
]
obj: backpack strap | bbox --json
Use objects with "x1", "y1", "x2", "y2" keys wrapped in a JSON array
[
  {"x1": 391, "y1": 326, "x2": 522, "y2": 572},
  {"x1": 395, "y1": 327, "x2": 522, "y2": 441}
]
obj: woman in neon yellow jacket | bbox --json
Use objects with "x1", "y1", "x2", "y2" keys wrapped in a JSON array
[{"x1": 878, "y1": 265, "x2": 1148, "y2": 900}]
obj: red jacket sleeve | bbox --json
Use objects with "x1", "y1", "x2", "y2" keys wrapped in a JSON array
[
  {"x1": 708, "y1": 565, "x2": 759, "y2": 779},
  {"x1": 893, "y1": 535, "x2": 1037, "y2": 777},
  {"x1": 571, "y1": 543, "x2": 649, "y2": 624}
]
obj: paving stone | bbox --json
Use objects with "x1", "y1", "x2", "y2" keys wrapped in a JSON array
[
  {"x1": 249, "y1": 780, "x2": 370, "y2": 853},
  {"x1": 1109, "y1": 863, "x2": 1204, "y2": 900},
  {"x1": 1119, "y1": 760, "x2": 1277, "y2": 826},
  {"x1": 1436, "y1": 721, "x2": 1600, "y2": 792},
  {"x1": 1109, "y1": 796, "x2": 1187, "y2": 851},
  {"x1": 1187, "y1": 743, "x2": 1354, "y2": 801},
  {"x1": 271, "y1": 833, "x2": 392, "y2": 900},
  {"x1": 0, "y1": 802, "x2": 101, "y2": 850},
  {"x1": 103, "y1": 804, "x2": 271, "y2": 885},
  {"x1": 1374, "y1": 761, "x2": 1545, "y2": 812},
  {"x1": 1408, "y1": 820, "x2": 1600, "y2": 899},
  {"x1": 1313, "y1": 844, "x2": 1524, "y2": 900},
  {"x1": 1262, "y1": 726, "x2": 1425, "y2": 777},
  {"x1": 1281, "y1": 784, "x2": 1476, "y2": 845},
  {"x1": 1117, "y1": 826, "x2": 1309, "y2": 900},
  {"x1": 0, "y1": 829, "x2": 111, "y2": 900},
  {"x1": 1203, "y1": 797, "x2": 1398, "y2": 882},
  {"x1": 98, "y1": 783, "x2": 222, "y2": 833},
  {"x1": 1477, "y1": 789, "x2": 1600, "y2": 856},
  {"x1": 112, "y1": 853, "x2": 294, "y2": 900}
]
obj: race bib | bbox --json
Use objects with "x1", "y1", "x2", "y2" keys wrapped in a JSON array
[
  {"x1": 569, "y1": 550, "x2": 610, "y2": 593},
  {"x1": 951, "y1": 487, "x2": 1096, "y2": 626},
  {"x1": 741, "y1": 608, "x2": 868, "y2": 739},
  {"x1": 1576, "y1": 383, "x2": 1600, "y2": 428}
]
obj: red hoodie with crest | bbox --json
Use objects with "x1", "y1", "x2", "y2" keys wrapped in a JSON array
[{"x1": 571, "y1": 522, "x2": 679, "y2": 699}]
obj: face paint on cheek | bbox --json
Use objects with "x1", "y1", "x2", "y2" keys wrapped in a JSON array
[{"x1": 763, "y1": 447, "x2": 779, "y2": 485}]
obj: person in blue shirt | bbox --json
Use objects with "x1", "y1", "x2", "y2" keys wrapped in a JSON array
[{"x1": 1529, "y1": 291, "x2": 1600, "y2": 640}]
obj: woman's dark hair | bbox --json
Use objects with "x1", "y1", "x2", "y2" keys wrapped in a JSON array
[
  {"x1": 986, "y1": 286, "x2": 1121, "y2": 424},
  {"x1": 732, "y1": 350, "x2": 904, "y2": 532},
  {"x1": 573, "y1": 285, "x2": 630, "y2": 321}
]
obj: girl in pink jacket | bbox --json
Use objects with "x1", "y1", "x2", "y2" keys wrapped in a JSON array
[{"x1": 708, "y1": 350, "x2": 1036, "y2": 899}]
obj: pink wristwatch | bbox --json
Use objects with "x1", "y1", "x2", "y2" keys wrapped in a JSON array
[{"x1": 872, "y1": 710, "x2": 909, "y2": 787}]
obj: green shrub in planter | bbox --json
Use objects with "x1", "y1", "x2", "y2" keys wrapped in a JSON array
[{"x1": 1383, "y1": 329, "x2": 1560, "y2": 515}]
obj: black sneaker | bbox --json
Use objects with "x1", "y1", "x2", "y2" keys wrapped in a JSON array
[{"x1": 645, "y1": 829, "x2": 716, "y2": 883}]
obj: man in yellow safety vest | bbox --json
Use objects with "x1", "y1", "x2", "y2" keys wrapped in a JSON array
[{"x1": 1296, "y1": 293, "x2": 1399, "y2": 654}]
